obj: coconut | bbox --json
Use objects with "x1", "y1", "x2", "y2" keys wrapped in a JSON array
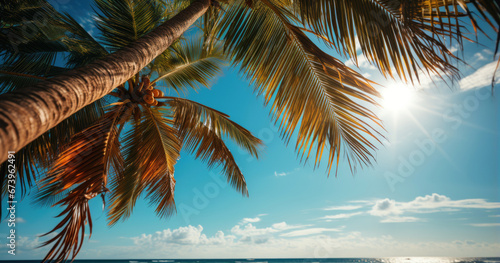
[
  {"x1": 145, "y1": 90, "x2": 154, "y2": 96},
  {"x1": 143, "y1": 94, "x2": 154, "y2": 104},
  {"x1": 152, "y1": 89, "x2": 161, "y2": 97}
]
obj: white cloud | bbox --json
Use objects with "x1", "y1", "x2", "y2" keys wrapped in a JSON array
[
  {"x1": 323, "y1": 205, "x2": 363, "y2": 211},
  {"x1": 280, "y1": 227, "x2": 343, "y2": 237},
  {"x1": 355, "y1": 36, "x2": 361, "y2": 51},
  {"x1": 274, "y1": 168, "x2": 299, "y2": 177},
  {"x1": 369, "y1": 198, "x2": 400, "y2": 217},
  {"x1": 239, "y1": 217, "x2": 262, "y2": 225},
  {"x1": 231, "y1": 222, "x2": 307, "y2": 238},
  {"x1": 101, "y1": 229, "x2": 500, "y2": 259},
  {"x1": 470, "y1": 223, "x2": 500, "y2": 227},
  {"x1": 231, "y1": 223, "x2": 278, "y2": 237},
  {"x1": 271, "y1": 222, "x2": 306, "y2": 231},
  {"x1": 380, "y1": 216, "x2": 422, "y2": 223},
  {"x1": 132, "y1": 225, "x2": 234, "y2": 246},
  {"x1": 319, "y1": 212, "x2": 363, "y2": 220},
  {"x1": 274, "y1": 171, "x2": 288, "y2": 177},
  {"x1": 473, "y1": 52, "x2": 486, "y2": 62},
  {"x1": 449, "y1": 45, "x2": 459, "y2": 54},
  {"x1": 368, "y1": 193, "x2": 500, "y2": 223},
  {"x1": 238, "y1": 214, "x2": 268, "y2": 225},
  {"x1": 460, "y1": 61, "x2": 500, "y2": 90}
]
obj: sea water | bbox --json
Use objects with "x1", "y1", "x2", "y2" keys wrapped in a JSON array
[{"x1": 1, "y1": 258, "x2": 499, "y2": 263}]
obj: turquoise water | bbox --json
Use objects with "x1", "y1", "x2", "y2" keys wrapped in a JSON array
[{"x1": 1, "y1": 258, "x2": 499, "y2": 263}]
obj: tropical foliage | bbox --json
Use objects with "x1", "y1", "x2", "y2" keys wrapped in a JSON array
[{"x1": 0, "y1": 0, "x2": 499, "y2": 262}]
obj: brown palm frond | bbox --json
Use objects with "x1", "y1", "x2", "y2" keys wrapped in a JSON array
[
  {"x1": 165, "y1": 97, "x2": 262, "y2": 195},
  {"x1": 37, "y1": 106, "x2": 125, "y2": 262},
  {"x1": 40, "y1": 194, "x2": 91, "y2": 263},
  {"x1": 108, "y1": 106, "x2": 181, "y2": 225},
  {"x1": 217, "y1": 1, "x2": 383, "y2": 174},
  {"x1": 292, "y1": 0, "x2": 466, "y2": 83},
  {"x1": 166, "y1": 97, "x2": 262, "y2": 156}
]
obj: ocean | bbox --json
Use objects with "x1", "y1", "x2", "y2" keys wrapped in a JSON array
[{"x1": 1, "y1": 258, "x2": 499, "y2": 263}]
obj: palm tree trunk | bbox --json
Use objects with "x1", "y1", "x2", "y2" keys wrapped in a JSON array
[{"x1": 0, "y1": 0, "x2": 211, "y2": 163}]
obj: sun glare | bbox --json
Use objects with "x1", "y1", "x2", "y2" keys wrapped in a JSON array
[{"x1": 381, "y1": 85, "x2": 414, "y2": 111}]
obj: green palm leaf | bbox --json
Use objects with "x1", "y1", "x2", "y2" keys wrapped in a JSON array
[
  {"x1": 108, "y1": 106, "x2": 181, "y2": 225},
  {"x1": 94, "y1": 0, "x2": 165, "y2": 52},
  {"x1": 152, "y1": 36, "x2": 226, "y2": 94},
  {"x1": 55, "y1": 11, "x2": 109, "y2": 68}
]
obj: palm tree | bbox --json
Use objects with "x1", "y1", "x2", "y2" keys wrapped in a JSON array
[{"x1": 36, "y1": 37, "x2": 262, "y2": 263}]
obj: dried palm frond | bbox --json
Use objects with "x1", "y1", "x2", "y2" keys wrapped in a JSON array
[{"x1": 37, "y1": 106, "x2": 124, "y2": 262}]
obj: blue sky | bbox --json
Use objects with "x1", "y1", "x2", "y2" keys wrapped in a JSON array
[{"x1": 1, "y1": 0, "x2": 499, "y2": 260}]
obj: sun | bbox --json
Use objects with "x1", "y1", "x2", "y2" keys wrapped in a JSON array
[{"x1": 381, "y1": 84, "x2": 414, "y2": 111}]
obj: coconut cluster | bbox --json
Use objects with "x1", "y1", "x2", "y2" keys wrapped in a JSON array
[{"x1": 140, "y1": 76, "x2": 164, "y2": 106}]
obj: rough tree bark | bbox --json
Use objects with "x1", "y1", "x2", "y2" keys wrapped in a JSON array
[{"x1": 0, "y1": 0, "x2": 211, "y2": 163}]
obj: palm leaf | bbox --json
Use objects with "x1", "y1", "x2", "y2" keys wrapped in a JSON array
[
  {"x1": 0, "y1": 1, "x2": 68, "y2": 78},
  {"x1": 108, "y1": 106, "x2": 181, "y2": 225},
  {"x1": 55, "y1": 11, "x2": 109, "y2": 68},
  {"x1": 106, "y1": 117, "x2": 142, "y2": 225},
  {"x1": 94, "y1": 0, "x2": 165, "y2": 52},
  {"x1": 37, "y1": 106, "x2": 124, "y2": 262},
  {"x1": 217, "y1": 1, "x2": 383, "y2": 173},
  {"x1": 294, "y1": 0, "x2": 500, "y2": 83},
  {"x1": 165, "y1": 97, "x2": 262, "y2": 195},
  {"x1": 40, "y1": 196, "x2": 91, "y2": 263},
  {"x1": 292, "y1": 0, "x2": 464, "y2": 83},
  {"x1": 151, "y1": 36, "x2": 226, "y2": 94}
]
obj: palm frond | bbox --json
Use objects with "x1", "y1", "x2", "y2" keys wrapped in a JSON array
[
  {"x1": 55, "y1": 11, "x2": 109, "y2": 68},
  {"x1": 217, "y1": 1, "x2": 383, "y2": 173},
  {"x1": 108, "y1": 106, "x2": 180, "y2": 225},
  {"x1": 40, "y1": 196, "x2": 91, "y2": 263},
  {"x1": 292, "y1": 0, "x2": 467, "y2": 83},
  {"x1": 0, "y1": 1, "x2": 68, "y2": 78},
  {"x1": 157, "y1": 0, "x2": 191, "y2": 20},
  {"x1": 165, "y1": 97, "x2": 262, "y2": 195},
  {"x1": 35, "y1": 106, "x2": 123, "y2": 204},
  {"x1": 37, "y1": 106, "x2": 124, "y2": 262},
  {"x1": 106, "y1": 118, "x2": 143, "y2": 225},
  {"x1": 94, "y1": 0, "x2": 165, "y2": 52},
  {"x1": 152, "y1": 36, "x2": 226, "y2": 94}
]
